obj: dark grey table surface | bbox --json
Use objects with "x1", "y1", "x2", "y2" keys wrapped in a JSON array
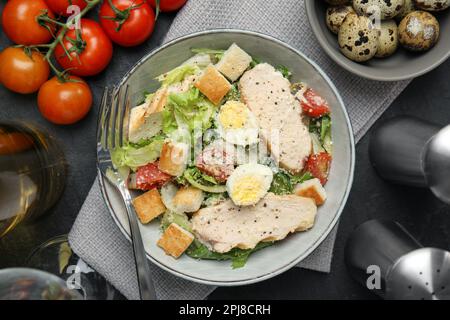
[{"x1": 0, "y1": 6, "x2": 449, "y2": 300}]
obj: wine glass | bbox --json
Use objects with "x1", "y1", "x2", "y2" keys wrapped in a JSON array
[
  {"x1": 0, "y1": 268, "x2": 82, "y2": 300},
  {"x1": 26, "y1": 235, "x2": 122, "y2": 300},
  {"x1": 0, "y1": 121, "x2": 66, "y2": 238}
]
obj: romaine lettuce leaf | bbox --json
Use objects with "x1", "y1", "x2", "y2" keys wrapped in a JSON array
[
  {"x1": 276, "y1": 65, "x2": 292, "y2": 79},
  {"x1": 250, "y1": 56, "x2": 261, "y2": 68},
  {"x1": 183, "y1": 167, "x2": 227, "y2": 193},
  {"x1": 269, "y1": 171, "x2": 292, "y2": 195},
  {"x1": 162, "y1": 87, "x2": 216, "y2": 140},
  {"x1": 191, "y1": 48, "x2": 225, "y2": 62},
  {"x1": 309, "y1": 115, "x2": 332, "y2": 154},
  {"x1": 162, "y1": 104, "x2": 178, "y2": 134},
  {"x1": 224, "y1": 83, "x2": 240, "y2": 101},
  {"x1": 202, "y1": 192, "x2": 227, "y2": 207},
  {"x1": 186, "y1": 240, "x2": 274, "y2": 269},
  {"x1": 111, "y1": 135, "x2": 164, "y2": 170},
  {"x1": 269, "y1": 171, "x2": 314, "y2": 195},
  {"x1": 291, "y1": 171, "x2": 314, "y2": 185},
  {"x1": 157, "y1": 64, "x2": 200, "y2": 87},
  {"x1": 161, "y1": 211, "x2": 192, "y2": 232}
]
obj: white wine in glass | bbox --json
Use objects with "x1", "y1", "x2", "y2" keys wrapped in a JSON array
[{"x1": 0, "y1": 122, "x2": 66, "y2": 238}]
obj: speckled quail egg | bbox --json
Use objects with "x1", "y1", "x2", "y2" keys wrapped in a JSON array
[
  {"x1": 375, "y1": 20, "x2": 399, "y2": 57},
  {"x1": 226, "y1": 164, "x2": 273, "y2": 206},
  {"x1": 338, "y1": 13, "x2": 379, "y2": 62},
  {"x1": 396, "y1": 0, "x2": 416, "y2": 21},
  {"x1": 415, "y1": 0, "x2": 450, "y2": 11},
  {"x1": 325, "y1": 0, "x2": 350, "y2": 5},
  {"x1": 353, "y1": 0, "x2": 405, "y2": 20},
  {"x1": 326, "y1": 5, "x2": 356, "y2": 34},
  {"x1": 398, "y1": 11, "x2": 440, "y2": 51}
]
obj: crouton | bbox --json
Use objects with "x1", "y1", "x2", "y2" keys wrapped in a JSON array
[
  {"x1": 216, "y1": 43, "x2": 253, "y2": 82},
  {"x1": 194, "y1": 65, "x2": 231, "y2": 105},
  {"x1": 158, "y1": 141, "x2": 190, "y2": 177},
  {"x1": 132, "y1": 189, "x2": 166, "y2": 224},
  {"x1": 294, "y1": 178, "x2": 327, "y2": 206},
  {"x1": 173, "y1": 186, "x2": 204, "y2": 213},
  {"x1": 157, "y1": 223, "x2": 194, "y2": 258}
]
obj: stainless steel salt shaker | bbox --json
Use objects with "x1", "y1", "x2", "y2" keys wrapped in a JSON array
[{"x1": 369, "y1": 116, "x2": 450, "y2": 204}]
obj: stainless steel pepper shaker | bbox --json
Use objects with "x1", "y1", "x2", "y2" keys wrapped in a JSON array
[{"x1": 345, "y1": 220, "x2": 450, "y2": 300}]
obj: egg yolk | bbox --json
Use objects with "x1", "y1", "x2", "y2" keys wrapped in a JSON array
[
  {"x1": 219, "y1": 101, "x2": 248, "y2": 129},
  {"x1": 231, "y1": 175, "x2": 264, "y2": 205}
]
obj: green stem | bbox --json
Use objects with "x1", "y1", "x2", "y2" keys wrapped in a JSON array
[
  {"x1": 39, "y1": 0, "x2": 102, "y2": 81},
  {"x1": 32, "y1": 44, "x2": 53, "y2": 48},
  {"x1": 103, "y1": 0, "x2": 143, "y2": 31},
  {"x1": 39, "y1": 15, "x2": 67, "y2": 28},
  {"x1": 155, "y1": 0, "x2": 160, "y2": 20}
]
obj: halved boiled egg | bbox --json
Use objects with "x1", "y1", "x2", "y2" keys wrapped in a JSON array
[
  {"x1": 216, "y1": 101, "x2": 259, "y2": 146},
  {"x1": 226, "y1": 164, "x2": 273, "y2": 206}
]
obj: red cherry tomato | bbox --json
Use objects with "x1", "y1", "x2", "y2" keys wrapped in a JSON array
[
  {"x1": 301, "y1": 88, "x2": 330, "y2": 118},
  {"x1": 1, "y1": 0, "x2": 55, "y2": 45},
  {"x1": 44, "y1": 0, "x2": 87, "y2": 17},
  {"x1": 0, "y1": 47, "x2": 50, "y2": 94},
  {"x1": 54, "y1": 19, "x2": 113, "y2": 76},
  {"x1": 149, "y1": 0, "x2": 187, "y2": 12},
  {"x1": 305, "y1": 152, "x2": 332, "y2": 185},
  {"x1": 99, "y1": 0, "x2": 155, "y2": 47},
  {"x1": 135, "y1": 162, "x2": 172, "y2": 190},
  {"x1": 38, "y1": 76, "x2": 93, "y2": 125}
]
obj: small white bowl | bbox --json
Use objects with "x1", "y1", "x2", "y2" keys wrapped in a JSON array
[{"x1": 305, "y1": 0, "x2": 450, "y2": 81}]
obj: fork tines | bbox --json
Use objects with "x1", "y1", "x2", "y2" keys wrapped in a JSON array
[{"x1": 97, "y1": 84, "x2": 131, "y2": 152}]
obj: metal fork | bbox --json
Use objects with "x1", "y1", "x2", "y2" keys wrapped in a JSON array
[{"x1": 96, "y1": 85, "x2": 157, "y2": 300}]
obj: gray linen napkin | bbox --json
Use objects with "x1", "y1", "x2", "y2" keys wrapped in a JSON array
[{"x1": 68, "y1": 0, "x2": 410, "y2": 300}]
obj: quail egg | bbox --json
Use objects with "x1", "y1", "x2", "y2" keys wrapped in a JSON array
[
  {"x1": 375, "y1": 20, "x2": 399, "y2": 57},
  {"x1": 398, "y1": 11, "x2": 440, "y2": 51},
  {"x1": 396, "y1": 0, "x2": 416, "y2": 21},
  {"x1": 325, "y1": 0, "x2": 350, "y2": 5},
  {"x1": 415, "y1": 0, "x2": 450, "y2": 11},
  {"x1": 353, "y1": 0, "x2": 405, "y2": 20},
  {"x1": 326, "y1": 5, "x2": 356, "y2": 34},
  {"x1": 338, "y1": 13, "x2": 379, "y2": 62}
]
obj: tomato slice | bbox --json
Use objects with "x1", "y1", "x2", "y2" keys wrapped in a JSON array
[
  {"x1": 301, "y1": 88, "x2": 330, "y2": 118},
  {"x1": 196, "y1": 142, "x2": 234, "y2": 183},
  {"x1": 305, "y1": 152, "x2": 332, "y2": 185},
  {"x1": 135, "y1": 162, "x2": 171, "y2": 190}
]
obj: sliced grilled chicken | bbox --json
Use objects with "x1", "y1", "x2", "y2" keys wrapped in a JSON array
[
  {"x1": 239, "y1": 63, "x2": 312, "y2": 173},
  {"x1": 191, "y1": 193, "x2": 317, "y2": 253}
]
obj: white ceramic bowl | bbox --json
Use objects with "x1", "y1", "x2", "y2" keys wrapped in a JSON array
[{"x1": 99, "y1": 29, "x2": 355, "y2": 286}]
